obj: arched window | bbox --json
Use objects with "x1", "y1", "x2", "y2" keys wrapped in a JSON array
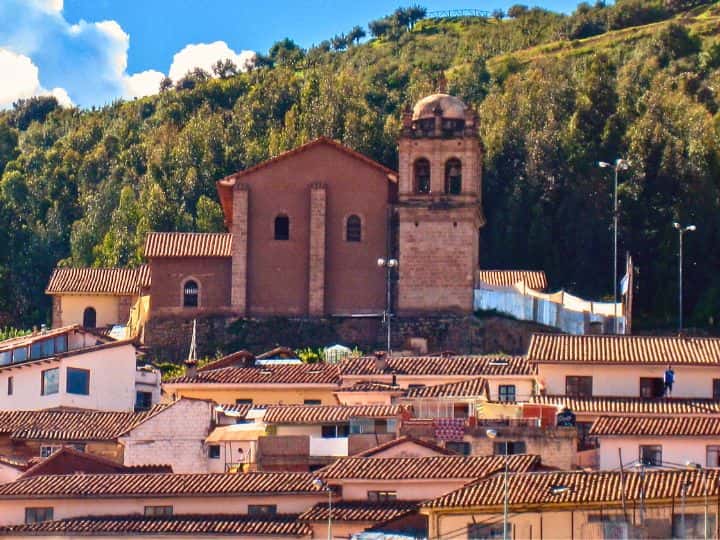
[
  {"x1": 346, "y1": 215, "x2": 362, "y2": 242},
  {"x1": 445, "y1": 158, "x2": 462, "y2": 194},
  {"x1": 183, "y1": 280, "x2": 199, "y2": 307},
  {"x1": 414, "y1": 158, "x2": 431, "y2": 194},
  {"x1": 274, "y1": 214, "x2": 290, "y2": 240},
  {"x1": 82, "y1": 307, "x2": 96, "y2": 328}
]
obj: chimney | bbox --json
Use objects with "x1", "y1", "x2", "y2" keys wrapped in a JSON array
[
  {"x1": 184, "y1": 359, "x2": 198, "y2": 379},
  {"x1": 373, "y1": 350, "x2": 388, "y2": 373}
]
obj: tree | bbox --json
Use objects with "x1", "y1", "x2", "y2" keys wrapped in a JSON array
[
  {"x1": 507, "y1": 4, "x2": 529, "y2": 18},
  {"x1": 347, "y1": 25, "x2": 367, "y2": 45},
  {"x1": 159, "y1": 76, "x2": 173, "y2": 92},
  {"x1": 369, "y1": 18, "x2": 392, "y2": 38},
  {"x1": 268, "y1": 38, "x2": 305, "y2": 67},
  {"x1": 212, "y1": 58, "x2": 238, "y2": 79},
  {"x1": 195, "y1": 195, "x2": 225, "y2": 232},
  {"x1": 0, "y1": 121, "x2": 19, "y2": 175},
  {"x1": 492, "y1": 9, "x2": 506, "y2": 20},
  {"x1": 331, "y1": 33, "x2": 349, "y2": 51},
  {"x1": 11, "y1": 96, "x2": 59, "y2": 130}
]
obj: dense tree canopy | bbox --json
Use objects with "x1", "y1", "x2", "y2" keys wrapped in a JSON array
[{"x1": 1, "y1": 1, "x2": 719, "y2": 331}]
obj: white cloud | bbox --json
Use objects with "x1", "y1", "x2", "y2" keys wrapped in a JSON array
[
  {"x1": 30, "y1": 0, "x2": 63, "y2": 13},
  {"x1": 48, "y1": 87, "x2": 72, "y2": 107},
  {"x1": 169, "y1": 41, "x2": 255, "y2": 81},
  {"x1": 0, "y1": 49, "x2": 40, "y2": 108},
  {"x1": 123, "y1": 70, "x2": 165, "y2": 99}
]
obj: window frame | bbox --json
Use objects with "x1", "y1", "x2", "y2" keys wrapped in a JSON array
[
  {"x1": 7, "y1": 376, "x2": 13, "y2": 396},
  {"x1": 135, "y1": 391, "x2": 153, "y2": 411},
  {"x1": 713, "y1": 379, "x2": 720, "y2": 401},
  {"x1": 82, "y1": 306, "x2": 97, "y2": 328},
  {"x1": 565, "y1": 375, "x2": 593, "y2": 398},
  {"x1": 208, "y1": 444, "x2": 221, "y2": 459},
  {"x1": 707, "y1": 445, "x2": 720, "y2": 467},
  {"x1": 41, "y1": 368, "x2": 60, "y2": 396},
  {"x1": 182, "y1": 279, "x2": 199, "y2": 308},
  {"x1": 25, "y1": 507, "x2": 54, "y2": 524},
  {"x1": 493, "y1": 441, "x2": 527, "y2": 455},
  {"x1": 444, "y1": 158, "x2": 462, "y2": 194},
  {"x1": 639, "y1": 444, "x2": 662, "y2": 466},
  {"x1": 367, "y1": 490, "x2": 397, "y2": 503},
  {"x1": 639, "y1": 377, "x2": 664, "y2": 399},
  {"x1": 468, "y1": 522, "x2": 506, "y2": 539},
  {"x1": 273, "y1": 214, "x2": 290, "y2": 241},
  {"x1": 304, "y1": 399, "x2": 321, "y2": 406},
  {"x1": 345, "y1": 214, "x2": 362, "y2": 242},
  {"x1": 66, "y1": 367, "x2": 90, "y2": 396},
  {"x1": 498, "y1": 384, "x2": 516, "y2": 402},
  {"x1": 413, "y1": 158, "x2": 431, "y2": 194},
  {"x1": 248, "y1": 504, "x2": 277, "y2": 516},
  {"x1": 446, "y1": 441, "x2": 472, "y2": 455},
  {"x1": 144, "y1": 505, "x2": 173, "y2": 517},
  {"x1": 321, "y1": 424, "x2": 349, "y2": 438}
]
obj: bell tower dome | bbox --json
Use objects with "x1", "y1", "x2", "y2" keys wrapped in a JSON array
[{"x1": 395, "y1": 93, "x2": 485, "y2": 314}]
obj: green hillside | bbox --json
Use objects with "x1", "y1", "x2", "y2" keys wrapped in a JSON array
[{"x1": 1, "y1": 0, "x2": 719, "y2": 330}]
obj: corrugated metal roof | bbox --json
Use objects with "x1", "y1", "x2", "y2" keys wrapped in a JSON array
[
  {"x1": 143, "y1": 232, "x2": 232, "y2": 258},
  {"x1": 477, "y1": 270, "x2": 548, "y2": 291},
  {"x1": 591, "y1": 415, "x2": 720, "y2": 436},
  {"x1": 340, "y1": 355, "x2": 534, "y2": 377},
  {"x1": 46, "y1": 266, "x2": 149, "y2": 295},
  {"x1": 530, "y1": 395, "x2": 720, "y2": 415},
  {"x1": 263, "y1": 404, "x2": 403, "y2": 424},
  {"x1": 168, "y1": 363, "x2": 341, "y2": 385}
]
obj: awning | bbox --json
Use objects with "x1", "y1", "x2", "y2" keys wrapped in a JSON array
[{"x1": 205, "y1": 424, "x2": 266, "y2": 443}]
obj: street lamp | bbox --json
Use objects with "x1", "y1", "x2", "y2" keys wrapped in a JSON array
[
  {"x1": 599, "y1": 159, "x2": 629, "y2": 333},
  {"x1": 377, "y1": 257, "x2": 398, "y2": 353},
  {"x1": 673, "y1": 223, "x2": 696, "y2": 333},
  {"x1": 486, "y1": 428, "x2": 509, "y2": 540},
  {"x1": 312, "y1": 477, "x2": 332, "y2": 540}
]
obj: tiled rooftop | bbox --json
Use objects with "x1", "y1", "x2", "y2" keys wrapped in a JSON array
[
  {"x1": 319, "y1": 454, "x2": 539, "y2": 480},
  {"x1": 422, "y1": 469, "x2": 720, "y2": 509},
  {"x1": 263, "y1": 404, "x2": 404, "y2": 424},
  {"x1": 340, "y1": 355, "x2": 534, "y2": 377},
  {"x1": 405, "y1": 377, "x2": 488, "y2": 399},
  {"x1": 590, "y1": 415, "x2": 720, "y2": 436},
  {"x1": 477, "y1": 270, "x2": 548, "y2": 291},
  {"x1": 167, "y1": 363, "x2": 340, "y2": 385},
  {"x1": 299, "y1": 501, "x2": 419, "y2": 522},
  {"x1": 528, "y1": 333, "x2": 720, "y2": 365},
  {"x1": 0, "y1": 514, "x2": 312, "y2": 537},
  {"x1": 353, "y1": 436, "x2": 454, "y2": 457},
  {"x1": 0, "y1": 471, "x2": 322, "y2": 498},
  {"x1": 336, "y1": 381, "x2": 405, "y2": 392},
  {"x1": 46, "y1": 265, "x2": 149, "y2": 295},
  {"x1": 530, "y1": 395, "x2": 720, "y2": 415},
  {"x1": 143, "y1": 232, "x2": 232, "y2": 258}
]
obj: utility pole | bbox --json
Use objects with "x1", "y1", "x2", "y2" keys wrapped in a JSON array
[{"x1": 673, "y1": 223, "x2": 696, "y2": 333}]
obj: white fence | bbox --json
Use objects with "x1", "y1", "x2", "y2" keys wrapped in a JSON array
[{"x1": 474, "y1": 282, "x2": 626, "y2": 335}]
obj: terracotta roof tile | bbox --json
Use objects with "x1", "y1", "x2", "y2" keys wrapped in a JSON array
[
  {"x1": 19, "y1": 447, "x2": 171, "y2": 478},
  {"x1": 0, "y1": 471, "x2": 322, "y2": 498},
  {"x1": 422, "y1": 469, "x2": 720, "y2": 509},
  {"x1": 318, "y1": 454, "x2": 539, "y2": 480},
  {"x1": 143, "y1": 232, "x2": 232, "y2": 258},
  {"x1": 340, "y1": 355, "x2": 534, "y2": 377},
  {"x1": 0, "y1": 404, "x2": 171, "y2": 441},
  {"x1": 528, "y1": 333, "x2": 720, "y2": 365},
  {"x1": 591, "y1": 415, "x2": 720, "y2": 436},
  {"x1": 46, "y1": 266, "x2": 149, "y2": 295},
  {"x1": 300, "y1": 501, "x2": 419, "y2": 522},
  {"x1": 0, "y1": 514, "x2": 312, "y2": 537},
  {"x1": 168, "y1": 363, "x2": 340, "y2": 385},
  {"x1": 198, "y1": 350, "x2": 254, "y2": 372},
  {"x1": 336, "y1": 381, "x2": 404, "y2": 392},
  {"x1": 477, "y1": 270, "x2": 548, "y2": 290},
  {"x1": 353, "y1": 436, "x2": 455, "y2": 457},
  {"x1": 529, "y1": 395, "x2": 720, "y2": 415},
  {"x1": 263, "y1": 404, "x2": 404, "y2": 424},
  {"x1": 405, "y1": 377, "x2": 489, "y2": 399}
]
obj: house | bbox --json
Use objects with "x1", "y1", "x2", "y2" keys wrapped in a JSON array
[
  {"x1": 334, "y1": 380, "x2": 405, "y2": 406},
  {"x1": 45, "y1": 266, "x2": 149, "y2": 330},
  {"x1": 0, "y1": 471, "x2": 326, "y2": 526},
  {"x1": 299, "y1": 501, "x2": 420, "y2": 540},
  {"x1": 339, "y1": 354, "x2": 536, "y2": 402},
  {"x1": 591, "y1": 415, "x2": 720, "y2": 469},
  {"x1": 163, "y1": 363, "x2": 341, "y2": 406},
  {"x1": 352, "y1": 436, "x2": 455, "y2": 458},
  {"x1": 420, "y1": 468, "x2": 720, "y2": 539},
  {"x1": 529, "y1": 333, "x2": 720, "y2": 399},
  {"x1": 0, "y1": 325, "x2": 157, "y2": 412}
]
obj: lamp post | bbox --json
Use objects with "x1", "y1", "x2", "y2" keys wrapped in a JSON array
[
  {"x1": 673, "y1": 223, "x2": 696, "y2": 333},
  {"x1": 377, "y1": 257, "x2": 398, "y2": 353},
  {"x1": 312, "y1": 478, "x2": 332, "y2": 540},
  {"x1": 599, "y1": 159, "x2": 629, "y2": 333},
  {"x1": 486, "y1": 429, "x2": 509, "y2": 540}
]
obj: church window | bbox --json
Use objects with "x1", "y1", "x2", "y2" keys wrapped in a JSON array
[
  {"x1": 183, "y1": 280, "x2": 199, "y2": 307},
  {"x1": 274, "y1": 214, "x2": 290, "y2": 240},
  {"x1": 82, "y1": 307, "x2": 96, "y2": 328},
  {"x1": 414, "y1": 158, "x2": 430, "y2": 194},
  {"x1": 445, "y1": 158, "x2": 462, "y2": 194},
  {"x1": 346, "y1": 215, "x2": 362, "y2": 242}
]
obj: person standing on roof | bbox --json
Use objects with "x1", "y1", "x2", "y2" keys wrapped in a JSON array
[{"x1": 664, "y1": 365, "x2": 675, "y2": 397}]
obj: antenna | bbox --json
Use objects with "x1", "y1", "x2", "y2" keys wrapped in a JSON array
[{"x1": 188, "y1": 319, "x2": 197, "y2": 363}]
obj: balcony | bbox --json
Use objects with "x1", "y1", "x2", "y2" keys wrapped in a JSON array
[{"x1": 310, "y1": 436, "x2": 349, "y2": 457}]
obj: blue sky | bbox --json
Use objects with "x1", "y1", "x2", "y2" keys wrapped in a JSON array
[{"x1": 1, "y1": 0, "x2": 578, "y2": 109}]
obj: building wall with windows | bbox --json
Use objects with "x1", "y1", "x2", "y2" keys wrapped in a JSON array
[
  {"x1": 51, "y1": 295, "x2": 129, "y2": 329},
  {"x1": 597, "y1": 435, "x2": 720, "y2": 469},
  {"x1": 163, "y1": 385, "x2": 339, "y2": 407},
  {"x1": 0, "y1": 343, "x2": 137, "y2": 411}
]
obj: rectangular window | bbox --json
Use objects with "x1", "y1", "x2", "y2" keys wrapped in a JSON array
[
  {"x1": 40, "y1": 445, "x2": 60, "y2": 458},
  {"x1": 304, "y1": 399, "x2": 321, "y2": 405},
  {"x1": 208, "y1": 444, "x2": 221, "y2": 459},
  {"x1": 66, "y1": 368, "x2": 89, "y2": 395},
  {"x1": 708, "y1": 445, "x2": 720, "y2": 467},
  {"x1": 144, "y1": 506, "x2": 173, "y2": 517},
  {"x1": 493, "y1": 441, "x2": 527, "y2": 455},
  {"x1": 25, "y1": 507, "x2": 54, "y2": 524},
  {"x1": 367, "y1": 491, "x2": 397, "y2": 503},
  {"x1": 640, "y1": 445, "x2": 662, "y2": 466},
  {"x1": 640, "y1": 377, "x2": 664, "y2": 399},
  {"x1": 235, "y1": 399, "x2": 253, "y2": 405},
  {"x1": 468, "y1": 523, "x2": 506, "y2": 539},
  {"x1": 446, "y1": 441, "x2": 472, "y2": 455},
  {"x1": 248, "y1": 504, "x2": 277, "y2": 516},
  {"x1": 41, "y1": 368, "x2": 59, "y2": 396},
  {"x1": 54, "y1": 335, "x2": 68, "y2": 354},
  {"x1": 13, "y1": 347, "x2": 27, "y2": 363},
  {"x1": 576, "y1": 421, "x2": 598, "y2": 450},
  {"x1": 7, "y1": 376, "x2": 12, "y2": 396},
  {"x1": 135, "y1": 391, "x2": 153, "y2": 411},
  {"x1": 714, "y1": 379, "x2": 720, "y2": 401},
  {"x1": 321, "y1": 424, "x2": 349, "y2": 438},
  {"x1": 0, "y1": 350, "x2": 10, "y2": 365},
  {"x1": 499, "y1": 384, "x2": 516, "y2": 402},
  {"x1": 565, "y1": 376, "x2": 593, "y2": 397}
]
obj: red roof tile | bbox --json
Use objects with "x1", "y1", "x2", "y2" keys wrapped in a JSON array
[
  {"x1": 529, "y1": 395, "x2": 720, "y2": 415},
  {"x1": 168, "y1": 363, "x2": 340, "y2": 385},
  {"x1": 336, "y1": 381, "x2": 405, "y2": 392},
  {"x1": 46, "y1": 266, "x2": 149, "y2": 295},
  {"x1": 477, "y1": 270, "x2": 548, "y2": 291},
  {"x1": 0, "y1": 514, "x2": 312, "y2": 537},
  {"x1": 0, "y1": 471, "x2": 322, "y2": 498},
  {"x1": 340, "y1": 355, "x2": 533, "y2": 377},
  {"x1": 353, "y1": 436, "x2": 455, "y2": 457},
  {"x1": 299, "y1": 501, "x2": 419, "y2": 522},
  {"x1": 318, "y1": 454, "x2": 539, "y2": 480},
  {"x1": 198, "y1": 350, "x2": 254, "y2": 372},
  {"x1": 20, "y1": 447, "x2": 171, "y2": 478},
  {"x1": 591, "y1": 415, "x2": 720, "y2": 436},
  {"x1": 143, "y1": 232, "x2": 232, "y2": 258},
  {"x1": 405, "y1": 377, "x2": 489, "y2": 399},
  {"x1": 263, "y1": 404, "x2": 403, "y2": 424},
  {"x1": 528, "y1": 333, "x2": 720, "y2": 365}
]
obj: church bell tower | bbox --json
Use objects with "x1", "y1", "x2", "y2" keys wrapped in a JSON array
[{"x1": 396, "y1": 93, "x2": 485, "y2": 314}]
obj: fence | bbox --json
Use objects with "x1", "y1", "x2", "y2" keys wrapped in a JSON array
[{"x1": 474, "y1": 282, "x2": 626, "y2": 335}]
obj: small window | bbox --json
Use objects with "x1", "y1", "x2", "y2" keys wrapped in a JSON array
[
  {"x1": 0, "y1": 350, "x2": 10, "y2": 366},
  {"x1": 444, "y1": 158, "x2": 462, "y2": 194},
  {"x1": 493, "y1": 441, "x2": 526, "y2": 455},
  {"x1": 66, "y1": 368, "x2": 89, "y2": 395},
  {"x1": 248, "y1": 504, "x2": 277, "y2": 516},
  {"x1": 707, "y1": 445, "x2": 720, "y2": 467},
  {"x1": 13, "y1": 347, "x2": 27, "y2": 363},
  {"x1": 304, "y1": 399, "x2": 321, "y2": 406},
  {"x1": 346, "y1": 215, "x2": 362, "y2": 242},
  {"x1": 274, "y1": 214, "x2": 290, "y2": 240},
  {"x1": 499, "y1": 384, "x2": 516, "y2": 402},
  {"x1": 321, "y1": 424, "x2": 349, "y2": 438},
  {"x1": 183, "y1": 280, "x2": 199, "y2": 307},
  {"x1": 640, "y1": 445, "x2": 662, "y2": 466},
  {"x1": 25, "y1": 507, "x2": 54, "y2": 524},
  {"x1": 446, "y1": 441, "x2": 471, "y2": 455},
  {"x1": 41, "y1": 368, "x2": 59, "y2": 396},
  {"x1": 640, "y1": 377, "x2": 664, "y2": 399},
  {"x1": 208, "y1": 444, "x2": 221, "y2": 459},
  {"x1": 82, "y1": 307, "x2": 96, "y2": 328},
  {"x1": 714, "y1": 379, "x2": 720, "y2": 401},
  {"x1": 54, "y1": 335, "x2": 68, "y2": 354},
  {"x1": 367, "y1": 491, "x2": 397, "y2": 502},
  {"x1": 414, "y1": 158, "x2": 431, "y2": 194},
  {"x1": 565, "y1": 376, "x2": 592, "y2": 398},
  {"x1": 144, "y1": 506, "x2": 173, "y2": 517},
  {"x1": 135, "y1": 391, "x2": 153, "y2": 411},
  {"x1": 7, "y1": 376, "x2": 13, "y2": 396},
  {"x1": 576, "y1": 421, "x2": 598, "y2": 451},
  {"x1": 468, "y1": 523, "x2": 506, "y2": 539},
  {"x1": 236, "y1": 399, "x2": 253, "y2": 405},
  {"x1": 40, "y1": 446, "x2": 60, "y2": 458}
]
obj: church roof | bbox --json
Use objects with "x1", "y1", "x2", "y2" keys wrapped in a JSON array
[
  {"x1": 143, "y1": 232, "x2": 232, "y2": 258},
  {"x1": 412, "y1": 93, "x2": 467, "y2": 120},
  {"x1": 46, "y1": 266, "x2": 149, "y2": 295}
]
